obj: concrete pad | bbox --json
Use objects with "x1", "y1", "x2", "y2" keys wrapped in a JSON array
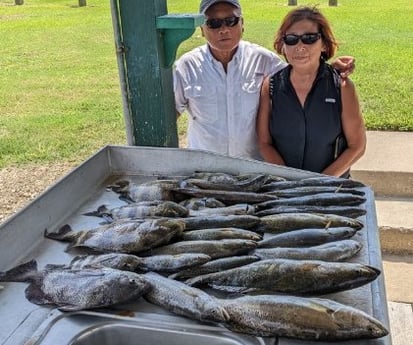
[
  {"x1": 353, "y1": 131, "x2": 413, "y2": 174},
  {"x1": 387, "y1": 301, "x2": 413, "y2": 345},
  {"x1": 382, "y1": 255, "x2": 413, "y2": 303},
  {"x1": 375, "y1": 197, "x2": 413, "y2": 230}
]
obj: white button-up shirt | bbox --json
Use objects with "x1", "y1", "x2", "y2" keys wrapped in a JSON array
[{"x1": 174, "y1": 40, "x2": 286, "y2": 160}]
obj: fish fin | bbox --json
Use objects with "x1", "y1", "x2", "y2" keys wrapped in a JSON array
[
  {"x1": 106, "y1": 179, "x2": 130, "y2": 193},
  {"x1": 44, "y1": 224, "x2": 74, "y2": 241},
  {"x1": 57, "y1": 304, "x2": 84, "y2": 312},
  {"x1": 0, "y1": 260, "x2": 38, "y2": 282},
  {"x1": 44, "y1": 263, "x2": 67, "y2": 270},
  {"x1": 25, "y1": 284, "x2": 52, "y2": 305}
]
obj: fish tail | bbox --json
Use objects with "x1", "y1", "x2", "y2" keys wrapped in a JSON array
[
  {"x1": 0, "y1": 259, "x2": 37, "y2": 282},
  {"x1": 82, "y1": 205, "x2": 109, "y2": 218},
  {"x1": 44, "y1": 224, "x2": 75, "y2": 241}
]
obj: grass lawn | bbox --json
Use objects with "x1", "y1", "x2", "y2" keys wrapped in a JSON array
[{"x1": 0, "y1": 0, "x2": 412, "y2": 168}]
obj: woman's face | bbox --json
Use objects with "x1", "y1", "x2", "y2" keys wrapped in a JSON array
[
  {"x1": 282, "y1": 19, "x2": 325, "y2": 68},
  {"x1": 201, "y1": 3, "x2": 243, "y2": 56}
]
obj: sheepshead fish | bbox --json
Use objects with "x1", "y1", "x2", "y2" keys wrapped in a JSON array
[
  {"x1": 83, "y1": 201, "x2": 189, "y2": 221},
  {"x1": 45, "y1": 252, "x2": 211, "y2": 273},
  {"x1": 142, "y1": 239, "x2": 257, "y2": 259},
  {"x1": 0, "y1": 260, "x2": 150, "y2": 311},
  {"x1": 219, "y1": 295, "x2": 388, "y2": 340},
  {"x1": 189, "y1": 204, "x2": 255, "y2": 217},
  {"x1": 180, "y1": 197, "x2": 226, "y2": 210},
  {"x1": 169, "y1": 255, "x2": 260, "y2": 280},
  {"x1": 177, "y1": 215, "x2": 261, "y2": 231},
  {"x1": 254, "y1": 205, "x2": 366, "y2": 218},
  {"x1": 252, "y1": 239, "x2": 363, "y2": 262},
  {"x1": 257, "y1": 227, "x2": 359, "y2": 248},
  {"x1": 108, "y1": 179, "x2": 180, "y2": 203},
  {"x1": 256, "y1": 213, "x2": 363, "y2": 233},
  {"x1": 143, "y1": 272, "x2": 230, "y2": 323},
  {"x1": 181, "y1": 228, "x2": 262, "y2": 241},
  {"x1": 186, "y1": 259, "x2": 380, "y2": 295},
  {"x1": 44, "y1": 218, "x2": 185, "y2": 254}
]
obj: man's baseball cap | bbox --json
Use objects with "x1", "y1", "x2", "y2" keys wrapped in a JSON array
[{"x1": 199, "y1": 0, "x2": 241, "y2": 14}]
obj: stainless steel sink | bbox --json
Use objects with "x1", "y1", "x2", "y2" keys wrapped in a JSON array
[{"x1": 26, "y1": 309, "x2": 272, "y2": 345}]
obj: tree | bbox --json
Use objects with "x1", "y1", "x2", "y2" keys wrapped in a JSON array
[
  {"x1": 15, "y1": 0, "x2": 24, "y2": 5},
  {"x1": 79, "y1": 0, "x2": 87, "y2": 6}
]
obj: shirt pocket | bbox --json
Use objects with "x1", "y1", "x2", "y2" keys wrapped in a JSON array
[
  {"x1": 240, "y1": 73, "x2": 265, "y2": 118},
  {"x1": 184, "y1": 85, "x2": 219, "y2": 123}
]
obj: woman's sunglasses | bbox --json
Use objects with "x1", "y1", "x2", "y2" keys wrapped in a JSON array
[
  {"x1": 205, "y1": 16, "x2": 241, "y2": 29},
  {"x1": 283, "y1": 33, "x2": 322, "y2": 46}
]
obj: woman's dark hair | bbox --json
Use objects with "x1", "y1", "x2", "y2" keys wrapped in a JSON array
[{"x1": 274, "y1": 6, "x2": 338, "y2": 60}]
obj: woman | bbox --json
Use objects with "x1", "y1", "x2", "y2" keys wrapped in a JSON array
[{"x1": 256, "y1": 6, "x2": 366, "y2": 177}]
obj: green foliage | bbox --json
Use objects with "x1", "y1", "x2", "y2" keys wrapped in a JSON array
[{"x1": 0, "y1": 0, "x2": 412, "y2": 168}]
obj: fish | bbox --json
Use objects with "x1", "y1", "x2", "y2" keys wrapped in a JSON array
[
  {"x1": 180, "y1": 197, "x2": 226, "y2": 210},
  {"x1": 254, "y1": 205, "x2": 366, "y2": 218},
  {"x1": 255, "y1": 192, "x2": 366, "y2": 210},
  {"x1": 142, "y1": 239, "x2": 258, "y2": 259},
  {"x1": 180, "y1": 173, "x2": 271, "y2": 192},
  {"x1": 257, "y1": 227, "x2": 359, "y2": 248},
  {"x1": 108, "y1": 179, "x2": 180, "y2": 203},
  {"x1": 189, "y1": 203, "x2": 256, "y2": 217},
  {"x1": 169, "y1": 255, "x2": 261, "y2": 280},
  {"x1": 177, "y1": 214, "x2": 261, "y2": 231},
  {"x1": 256, "y1": 213, "x2": 364, "y2": 234},
  {"x1": 83, "y1": 201, "x2": 189, "y2": 221},
  {"x1": 142, "y1": 272, "x2": 230, "y2": 323},
  {"x1": 45, "y1": 252, "x2": 212, "y2": 273},
  {"x1": 181, "y1": 228, "x2": 262, "y2": 242},
  {"x1": 185, "y1": 259, "x2": 380, "y2": 295},
  {"x1": 44, "y1": 218, "x2": 185, "y2": 254},
  {"x1": 0, "y1": 260, "x2": 150, "y2": 311},
  {"x1": 252, "y1": 239, "x2": 363, "y2": 262},
  {"x1": 219, "y1": 294, "x2": 388, "y2": 340},
  {"x1": 260, "y1": 176, "x2": 366, "y2": 192},
  {"x1": 171, "y1": 187, "x2": 278, "y2": 205},
  {"x1": 259, "y1": 185, "x2": 365, "y2": 197}
]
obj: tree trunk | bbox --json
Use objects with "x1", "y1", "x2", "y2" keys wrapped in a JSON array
[
  {"x1": 288, "y1": 0, "x2": 297, "y2": 5},
  {"x1": 79, "y1": 0, "x2": 87, "y2": 7},
  {"x1": 15, "y1": 0, "x2": 24, "y2": 5},
  {"x1": 329, "y1": 0, "x2": 338, "y2": 6}
]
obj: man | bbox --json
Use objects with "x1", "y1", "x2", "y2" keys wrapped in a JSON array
[{"x1": 174, "y1": 0, "x2": 354, "y2": 160}]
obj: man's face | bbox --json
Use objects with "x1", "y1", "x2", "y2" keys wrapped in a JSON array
[{"x1": 201, "y1": 2, "x2": 243, "y2": 54}]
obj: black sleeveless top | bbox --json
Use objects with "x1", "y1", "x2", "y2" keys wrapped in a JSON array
[{"x1": 269, "y1": 62, "x2": 348, "y2": 175}]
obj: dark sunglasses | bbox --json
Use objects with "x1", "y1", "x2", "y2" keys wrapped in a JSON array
[
  {"x1": 205, "y1": 16, "x2": 241, "y2": 29},
  {"x1": 283, "y1": 33, "x2": 322, "y2": 46}
]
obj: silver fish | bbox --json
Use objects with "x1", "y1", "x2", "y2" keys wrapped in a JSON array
[
  {"x1": 0, "y1": 260, "x2": 150, "y2": 311},
  {"x1": 256, "y1": 192, "x2": 366, "y2": 209},
  {"x1": 257, "y1": 213, "x2": 364, "y2": 233},
  {"x1": 143, "y1": 272, "x2": 230, "y2": 323},
  {"x1": 257, "y1": 227, "x2": 359, "y2": 248},
  {"x1": 252, "y1": 239, "x2": 363, "y2": 262},
  {"x1": 83, "y1": 201, "x2": 189, "y2": 221},
  {"x1": 169, "y1": 255, "x2": 260, "y2": 280},
  {"x1": 45, "y1": 252, "x2": 211, "y2": 273},
  {"x1": 186, "y1": 259, "x2": 380, "y2": 295},
  {"x1": 177, "y1": 215, "x2": 261, "y2": 231},
  {"x1": 143, "y1": 239, "x2": 258, "y2": 259},
  {"x1": 181, "y1": 228, "x2": 262, "y2": 241},
  {"x1": 189, "y1": 204, "x2": 255, "y2": 217},
  {"x1": 254, "y1": 205, "x2": 366, "y2": 218},
  {"x1": 219, "y1": 294, "x2": 388, "y2": 340},
  {"x1": 44, "y1": 218, "x2": 185, "y2": 253},
  {"x1": 260, "y1": 176, "x2": 366, "y2": 192}
]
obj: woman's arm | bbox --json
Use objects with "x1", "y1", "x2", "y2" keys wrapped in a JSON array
[
  {"x1": 256, "y1": 77, "x2": 286, "y2": 166},
  {"x1": 322, "y1": 78, "x2": 366, "y2": 177}
]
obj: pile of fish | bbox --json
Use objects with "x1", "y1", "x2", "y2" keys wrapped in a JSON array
[{"x1": 0, "y1": 171, "x2": 389, "y2": 341}]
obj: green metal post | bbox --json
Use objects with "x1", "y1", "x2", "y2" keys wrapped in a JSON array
[{"x1": 113, "y1": 0, "x2": 177, "y2": 147}]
